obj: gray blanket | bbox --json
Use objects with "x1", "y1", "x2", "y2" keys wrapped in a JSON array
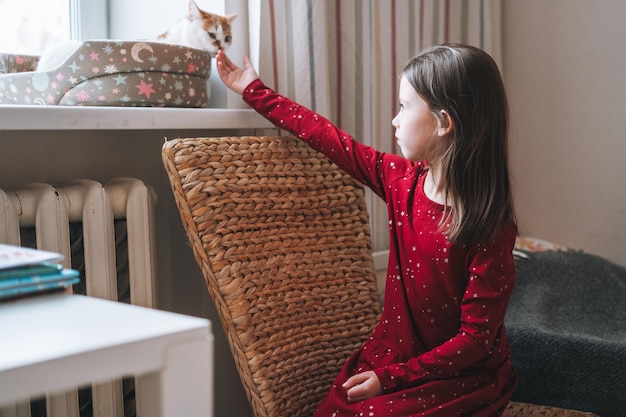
[{"x1": 505, "y1": 250, "x2": 626, "y2": 417}]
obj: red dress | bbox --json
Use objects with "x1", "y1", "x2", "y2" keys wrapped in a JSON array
[{"x1": 243, "y1": 79, "x2": 518, "y2": 417}]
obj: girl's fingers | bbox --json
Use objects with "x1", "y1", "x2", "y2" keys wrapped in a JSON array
[
  {"x1": 342, "y1": 373, "x2": 365, "y2": 390},
  {"x1": 217, "y1": 51, "x2": 234, "y2": 72}
]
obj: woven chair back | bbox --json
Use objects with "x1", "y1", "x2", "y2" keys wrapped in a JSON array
[{"x1": 162, "y1": 136, "x2": 382, "y2": 417}]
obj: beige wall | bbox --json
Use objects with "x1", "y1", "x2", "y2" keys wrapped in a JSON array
[{"x1": 503, "y1": 0, "x2": 626, "y2": 267}]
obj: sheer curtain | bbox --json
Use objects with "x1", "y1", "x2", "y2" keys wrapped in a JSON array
[{"x1": 255, "y1": 0, "x2": 503, "y2": 251}]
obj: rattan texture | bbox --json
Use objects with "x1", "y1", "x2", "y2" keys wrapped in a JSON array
[
  {"x1": 162, "y1": 136, "x2": 382, "y2": 417},
  {"x1": 507, "y1": 401, "x2": 601, "y2": 417}
]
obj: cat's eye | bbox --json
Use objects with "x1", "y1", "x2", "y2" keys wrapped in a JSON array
[
  {"x1": 208, "y1": 32, "x2": 217, "y2": 39},
  {"x1": 225, "y1": 36, "x2": 232, "y2": 43}
]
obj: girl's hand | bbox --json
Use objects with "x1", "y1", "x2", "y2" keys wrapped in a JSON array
[
  {"x1": 216, "y1": 51, "x2": 259, "y2": 95},
  {"x1": 342, "y1": 371, "x2": 383, "y2": 402}
]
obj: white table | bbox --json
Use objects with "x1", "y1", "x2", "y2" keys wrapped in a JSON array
[{"x1": 0, "y1": 294, "x2": 213, "y2": 417}]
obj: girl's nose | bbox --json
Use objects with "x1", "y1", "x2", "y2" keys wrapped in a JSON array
[{"x1": 391, "y1": 114, "x2": 399, "y2": 128}]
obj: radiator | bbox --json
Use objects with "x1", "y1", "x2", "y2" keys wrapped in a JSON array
[{"x1": 0, "y1": 178, "x2": 158, "y2": 417}]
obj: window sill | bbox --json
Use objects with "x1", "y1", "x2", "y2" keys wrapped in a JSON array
[{"x1": 0, "y1": 105, "x2": 274, "y2": 131}]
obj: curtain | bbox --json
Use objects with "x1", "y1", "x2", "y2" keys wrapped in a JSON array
[{"x1": 256, "y1": 0, "x2": 502, "y2": 252}]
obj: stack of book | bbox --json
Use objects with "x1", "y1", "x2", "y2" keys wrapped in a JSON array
[{"x1": 0, "y1": 244, "x2": 80, "y2": 301}]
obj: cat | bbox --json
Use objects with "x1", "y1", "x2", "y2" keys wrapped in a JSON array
[
  {"x1": 156, "y1": 0, "x2": 236, "y2": 57},
  {"x1": 36, "y1": 0, "x2": 236, "y2": 71}
]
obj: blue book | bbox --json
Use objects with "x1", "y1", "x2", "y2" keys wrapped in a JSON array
[
  {"x1": 0, "y1": 262, "x2": 64, "y2": 281},
  {"x1": 0, "y1": 268, "x2": 80, "y2": 291},
  {"x1": 0, "y1": 269, "x2": 80, "y2": 299},
  {"x1": 0, "y1": 280, "x2": 79, "y2": 298}
]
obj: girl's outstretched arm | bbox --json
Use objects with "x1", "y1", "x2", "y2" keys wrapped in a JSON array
[{"x1": 216, "y1": 51, "x2": 259, "y2": 95}]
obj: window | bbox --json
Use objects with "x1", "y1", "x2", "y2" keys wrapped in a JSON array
[
  {"x1": 0, "y1": 0, "x2": 254, "y2": 109},
  {"x1": 0, "y1": 0, "x2": 70, "y2": 55},
  {"x1": 0, "y1": 0, "x2": 253, "y2": 58},
  {"x1": 0, "y1": 0, "x2": 107, "y2": 55}
]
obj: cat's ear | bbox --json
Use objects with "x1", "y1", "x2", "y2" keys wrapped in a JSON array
[
  {"x1": 225, "y1": 14, "x2": 237, "y2": 23},
  {"x1": 188, "y1": 0, "x2": 202, "y2": 20}
]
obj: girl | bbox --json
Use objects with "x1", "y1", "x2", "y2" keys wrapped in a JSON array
[{"x1": 216, "y1": 44, "x2": 517, "y2": 417}]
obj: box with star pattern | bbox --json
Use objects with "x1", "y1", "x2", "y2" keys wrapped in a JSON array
[{"x1": 0, "y1": 40, "x2": 211, "y2": 107}]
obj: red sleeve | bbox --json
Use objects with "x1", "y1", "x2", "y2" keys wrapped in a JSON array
[
  {"x1": 242, "y1": 79, "x2": 414, "y2": 200},
  {"x1": 374, "y1": 222, "x2": 518, "y2": 391}
]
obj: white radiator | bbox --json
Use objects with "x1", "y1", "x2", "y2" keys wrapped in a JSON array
[{"x1": 0, "y1": 178, "x2": 158, "y2": 417}]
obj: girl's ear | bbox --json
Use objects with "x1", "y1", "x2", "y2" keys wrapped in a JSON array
[{"x1": 437, "y1": 110, "x2": 454, "y2": 137}]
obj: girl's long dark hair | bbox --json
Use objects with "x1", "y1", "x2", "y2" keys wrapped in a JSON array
[{"x1": 403, "y1": 44, "x2": 515, "y2": 243}]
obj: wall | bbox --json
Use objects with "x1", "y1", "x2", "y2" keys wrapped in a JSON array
[{"x1": 503, "y1": 0, "x2": 626, "y2": 267}]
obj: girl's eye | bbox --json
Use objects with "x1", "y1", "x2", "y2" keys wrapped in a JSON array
[{"x1": 398, "y1": 103, "x2": 405, "y2": 111}]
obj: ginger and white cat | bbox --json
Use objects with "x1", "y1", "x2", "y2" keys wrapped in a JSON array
[
  {"x1": 157, "y1": 0, "x2": 236, "y2": 57},
  {"x1": 36, "y1": 0, "x2": 236, "y2": 71}
]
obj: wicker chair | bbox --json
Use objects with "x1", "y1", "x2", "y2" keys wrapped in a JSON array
[{"x1": 162, "y1": 136, "x2": 600, "y2": 417}]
